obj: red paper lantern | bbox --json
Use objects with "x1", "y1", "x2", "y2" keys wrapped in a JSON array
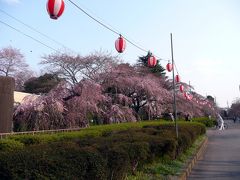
[
  {"x1": 148, "y1": 55, "x2": 157, "y2": 67},
  {"x1": 47, "y1": 0, "x2": 65, "y2": 20},
  {"x1": 175, "y1": 75, "x2": 180, "y2": 83},
  {"x1": 179, "y1": 85, "x2": 184, "y2": 92},
  {"x1": 115, "y1": 35, "x2": 126, "y2": 53},
  {"x1": 184, "y1": 92, "x2": 192, "y2": 100},
  {"x1": 188, "y1": 94, "x2": 193, "y2": 100},
  {"x1": 166, "y1": 63, "x2": 172, "y2": 72}
]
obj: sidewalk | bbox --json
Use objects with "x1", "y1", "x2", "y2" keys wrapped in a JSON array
[{"x1": 188, "y1": 120, "x2": 240, "y2": 179}]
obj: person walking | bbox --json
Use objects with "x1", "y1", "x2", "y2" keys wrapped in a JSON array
[
  {"x1": 185, "y1": 114, "x2": 191, "y2": 121},
  {"x1": 233, "y1": 116, "x2": 236, "y2": 123},
  {"x1": 169, "y1": 113, "x2": 174, "y2": 121},
  {"x1": 218, "y1": 113, "x2": 225, "y2": 130}
]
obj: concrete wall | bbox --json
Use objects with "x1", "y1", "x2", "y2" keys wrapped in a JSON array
[{"x1": 0, "y1": 76, "x2": 14, "y2": 133}]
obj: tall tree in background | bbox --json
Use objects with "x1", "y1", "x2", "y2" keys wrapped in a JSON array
[
  {"x1": 24, "y1": 73, "x2": 62, "y2": 94},
  {"x1": 229, "y1": 99, "x2": 240, "y2": 117},
  {"x1": 13, "y1": 62, "x2": 217, "y2": 131},
  {"x1": 102, "y1": 64, "x2": 172, "y2": 120},
  {"x1": 207, "y1": 95, "x2": 215, "y2": 103},
  {"x1": 0, "y1": 46, "x2": 34, "y2": 91},
  {"x1": 15, "y1": 70, "x2": 35, "y2": 91},
  {"x1": 0, "y1": 46, "x2": 28, "y2": 76},
  {"x1": 41, "y1": 50, "x2": 120, "y2": 85},
  {"x1": 137, "y1": 52, "x2": 166, "y2": 77}
]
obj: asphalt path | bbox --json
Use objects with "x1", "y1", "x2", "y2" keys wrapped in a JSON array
[{"x1": 188, "y1": 120, "x2": 240, "y2": 180}]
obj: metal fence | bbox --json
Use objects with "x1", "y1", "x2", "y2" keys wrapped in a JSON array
[{"x1": 0, "y1": 127, "x2": 83, "y2": 139}]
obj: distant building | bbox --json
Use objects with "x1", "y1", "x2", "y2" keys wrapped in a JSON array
[{"x1": 14, "y1": 91, "x2": 39, "y2": 105}]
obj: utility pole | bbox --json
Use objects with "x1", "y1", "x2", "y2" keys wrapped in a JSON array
[
  {"x1": 189, "y1": 81, "x2": 194, "y2": 116},
  {"x1": 170, "y1": 33, "x2": 178, "y2": 138},
  {"x1": 189, "y1": 81, "x2": 192, "y2": 93}
]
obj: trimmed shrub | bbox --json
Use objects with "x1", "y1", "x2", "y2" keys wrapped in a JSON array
[
  {"x1": 143, "y1": 122, "x2": 205, "y2": 156},
  {"x1": 116, "y1": 141, "x2": 150, "y2": 174},
  {"x1": 0, "y1": 142, "x2": 107, "y2": 180},
  {"x1": 0, "y1": 139, "x2": 24, "y2": 152},
  {"x1": 9, "y1": 135, "x2": 42, "y2": 146},
  {"x1": 0, "y1": 121, "x2": 206, "y2": 179},
  {"x1": 98, "y1": 144, "x2": 130, "y2": 180},
  {"x1": 192, "y1": 117, "x2": 216, "y2": 127}
]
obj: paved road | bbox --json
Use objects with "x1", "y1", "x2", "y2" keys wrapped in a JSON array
[{"x1": 188, "y1": 120, "x2": 240, "y2": 180}]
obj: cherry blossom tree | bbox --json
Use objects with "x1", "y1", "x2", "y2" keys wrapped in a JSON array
[
  {"x1": 0, "y1": 46, "x2": 34, "y2": 90},
  {"x1": 63, "y1": 80, "x2": 108, "y2": 126},
  {"x1": 41, "y1": 50, "x2": 120, "y2": 85},
  {"x1": 13, "y1": 61, "x2": 218, "y2": 131},
  {"x1": 15, "y1": 70, "x2": 35, "y2": 91},
  {"x1": 101, "y1": 64, "x2": 172, "y2": 120},
  {"x1": 0, "y1": 46, "x2": 28, "y2": 76},
  {"x1": 13, "y1": 93, "x2": 66, "y2": 131}
]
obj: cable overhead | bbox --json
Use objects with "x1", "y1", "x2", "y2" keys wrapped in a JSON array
[
  {"x1": 66, "y1": 1, "x2": 191, "y2": 100},
  {"x1": 75, "y1": 1, "x2": 120, "y2": 35},
  {"x1": 0, "y1": 20, "x2": 60, "y2": 53},
  {"x1": 67, "y1": 0, "x2": 163, "y2": 57},
  {"x1": 124, "y1": 38, "x2": 148, "y2": 53},
  {"x1": 0, "y1": 9, "x2": 69, "y2": 50},
  {"x1": 67, "y1": 0, "x2": 170, "y2": 62},
  {"x1": 174, "y1": 62, "x2": 179, "y2": 75},
  {"x1": 68, "y1": 0, "x2": 119, "y2": 35},
  {"x1": 0, "y1": 4, "x2": 184, "y2": 91}
]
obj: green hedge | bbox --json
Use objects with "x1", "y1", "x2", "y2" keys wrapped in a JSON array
[
  {"x1": 0, "y1": 121, "x2": 205, "y2": 179},
  {"x1": 8, "y1": 121, "x2": 169, "y2": 145},
  {"x1": 191, "y1": 117, "x2": 216, "y2": 127},
  {"x1": 0, "y1": 142, "x2": 107, "y2": 180},
  {"x1": 0, "y1": 139, "x2": 24, "y2": 152}
]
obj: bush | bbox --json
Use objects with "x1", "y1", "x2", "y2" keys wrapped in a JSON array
[
  {"x1": 116, "y1": 141, "x2": 150, "y2": 174},
  {"x1": 9, "y1": 135, "x2": 43, "y2": 146},
  {"x1": 0, "y1": 139, "x2": 24, "y2": 152},
  {"x1": 143, "y1": 122, "x2": 205, "y2": 156},
  {"x1": 98, "y1": 144, "x2": 130, "y2": 180},
  {"x1": 0, "y1": 121, "x2": 206, "y2": 179},
  {"x1": 192, "y1": 117, "x2": 216, "y2": 127},
  {"x1": 0, "y1": 142, "x2": 107, "y2": 179}
]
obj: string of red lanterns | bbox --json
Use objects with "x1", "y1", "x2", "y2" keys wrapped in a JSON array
[
  {"x1": 46, "y1": 0, "x2": 213, "y2": 108},
  {"x1": 165, "y1": 61, "x2": 194, "y2": 102},
  {"x1": 166, "y1": 60, "x2": 192, "y2": 102}
]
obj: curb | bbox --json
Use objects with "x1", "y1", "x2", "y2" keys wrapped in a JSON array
[{"x1": 168, "y1": 136, "x2": 208, "y2": 180}]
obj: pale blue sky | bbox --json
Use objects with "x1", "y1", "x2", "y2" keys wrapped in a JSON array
[{"x1": 1, "y1": 0, "x2": 240, "y2": 107}]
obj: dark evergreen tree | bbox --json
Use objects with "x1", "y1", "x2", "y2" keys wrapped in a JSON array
[
  {"x1": 137, "y1": 52, "x2": 166, "y2": 77},
  {"x1": 207, "y1": 95, "x2": 215, "y2": 102},
  {"x1": 24, "y1": 73, "x2": 62, "y2": 94}
]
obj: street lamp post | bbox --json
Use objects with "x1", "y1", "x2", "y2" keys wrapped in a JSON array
[{"x1": 170, "y1": 33, "x2": 178, "y2": 138}]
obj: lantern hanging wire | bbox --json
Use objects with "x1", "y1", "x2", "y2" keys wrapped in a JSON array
[
  {"x1": 67, "y1": 0, "x2": 169, "y2": 61},
  {"x1": 60, "y1": 1, "x2": 185, "y2": 91},
  {"x1": 0, "y1": 19, "x2": 60, "y2": 53},
  {"x1": 1, "y1": 1, "x2": 185, "y2": 93}
]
